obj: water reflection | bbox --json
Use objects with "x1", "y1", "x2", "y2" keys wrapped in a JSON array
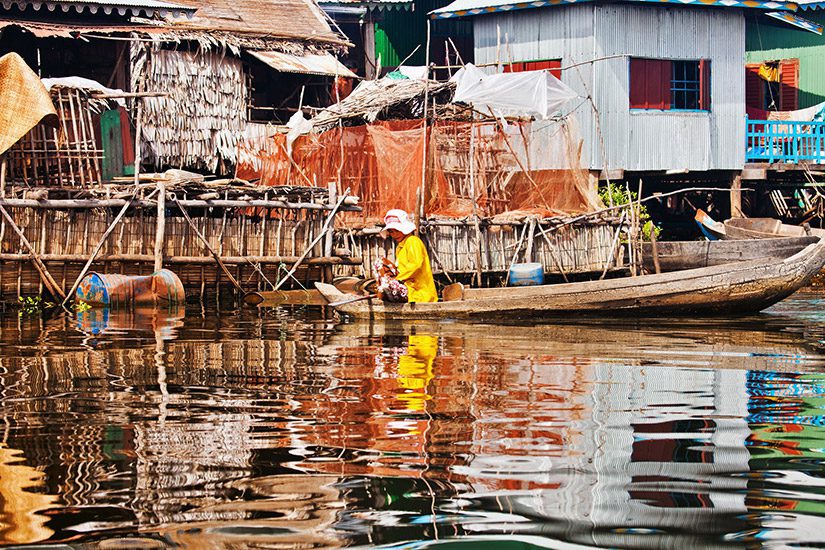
[{"x1": 1, "y1": 294, "x2": 825, "y2": 546}]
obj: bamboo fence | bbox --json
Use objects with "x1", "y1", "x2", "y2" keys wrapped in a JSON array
[{"x1": 0, "y1": 189, "x2": 360, "y2": 301}]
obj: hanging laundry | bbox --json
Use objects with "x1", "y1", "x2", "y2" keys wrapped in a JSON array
[{"x1": 758, "y1": 61, "x2": 780, "y2": 82}]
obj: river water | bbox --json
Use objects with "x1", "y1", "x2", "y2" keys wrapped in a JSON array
[{"x1": 3, "y1": 292, "x2": 825, "y2": 548}]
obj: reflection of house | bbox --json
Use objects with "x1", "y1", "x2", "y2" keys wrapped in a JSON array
[{"x1": 0, "y1": 0, "x2": 354, "y2": 175}]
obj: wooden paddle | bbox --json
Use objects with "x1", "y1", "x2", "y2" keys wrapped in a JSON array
[{"x1": 327, "y1": 293, "x2": 378, "y2": 308}]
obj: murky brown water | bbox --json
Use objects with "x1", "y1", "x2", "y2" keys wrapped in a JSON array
[{"x1": 3, "y1": 292, "x2": 825, "y2": 548}]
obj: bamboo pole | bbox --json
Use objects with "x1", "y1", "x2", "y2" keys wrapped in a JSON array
[
  {"x1": 0, "y1": 198, "x2": 355, "y2": 210},
  {"x1": 418, "y1": 19, "x2": 432, "y2": 229},
  {"x1": 0, "y1": 154, "x2": 5, "y2": 198},
  {"x1": 171, "y1": 194, "x2": 244, "y2": 294},
  {"x1": 599, "y1": 211, "x2": 626, "y2": 281},
  {"x1": 535, "y1": 222, "x2": 569, "y2": 283},
  {"x1": 275, "y1": 190, "x2": 350, "y2": 290},
  {"x1": 324, "y1": 181, "x2": 337, "y2": 257},
  {"x1": 133, "y1": 98, "x2": 143, "y2": 188},
  {"x1": 61, "y1": 195, "x2": 137, "y2": 306},
  {"x1": 468, "y1": 124, "x2": 484, "y2": 286},
  {"x1": 0, "y1": 205, "x2": 65, "y2": 300},
  {"x1": 153, "y1": 182, "x2": 165, "y2": 272}
]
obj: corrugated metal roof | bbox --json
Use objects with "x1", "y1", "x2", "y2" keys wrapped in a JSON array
[
  {"x1": 430, "y1": 0, "x2": 797, "y2": 19},
  {"x1": 248, "y1": 50, "x2": 358, "y2": 77},
  {"x1": 795, "y1": 0, "x2": 825, "y2": 10},
  {"x1": 766, "y1": 10, "x2": 823, "y2": 32},
  {"x1": 1, "y1": 0, "x2": 194, "y2": 17}
]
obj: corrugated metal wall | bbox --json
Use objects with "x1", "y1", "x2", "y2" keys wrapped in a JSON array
[
  {"x1": 473, "y1": 5, "x2": 746, "y2": 172},
  {"x1": 745, "y1": 11, "x2": 825, "y2": 110},
  {"x1": 474, "y1": 5, "x2": 596, "y2": 168}
]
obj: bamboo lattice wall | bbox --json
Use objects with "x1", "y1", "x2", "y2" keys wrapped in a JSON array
[
  {"x1": 0, "y1": 205, "x2": 340, "y2": 300},
  {"x1": 337, "y1": 219, "x2": 622, "y2": 278}
]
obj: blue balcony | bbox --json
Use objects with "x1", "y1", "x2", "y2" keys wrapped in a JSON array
[{"x1": 746, "y1": 118, "x2": 825, "y2": 163}]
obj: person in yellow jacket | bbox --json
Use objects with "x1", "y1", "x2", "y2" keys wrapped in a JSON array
[{"x1": 381, "y1": 209, "x2": 438, "y2": 303}]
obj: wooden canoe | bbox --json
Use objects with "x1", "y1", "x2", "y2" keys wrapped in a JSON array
[
  {"x1": 642, "y1": 236, "x2": 819, "y2": 273},
  {"x1": 723, "y1": 217, "x2": 816, "y2": 240},
  {"x1": 316, "y1": 237, "x2": 825, "y2": 320}
]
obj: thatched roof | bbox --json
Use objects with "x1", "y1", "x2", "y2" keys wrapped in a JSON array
[
  {"x1": 164, "y1": 0, "x2": 347, "y2": 46},
  {"x1": 311, "y1": 77, "x2": 456, "y2": 131}
]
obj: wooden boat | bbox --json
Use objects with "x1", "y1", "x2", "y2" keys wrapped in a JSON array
[
  {"x1": 695, "y1": 209, "x2": 726, "y2": 240},
  {"x1": 642, "y1": 236, "x2": 819, "y2": 273},
  {"x1": 695, "y1": 208, "x2": 825, "y2": 240},
  {"x1": 315, "y1": 237, "x2": 825, "y2": 320},
  {"x1": 723, "y1": 216, "x2": 825, "y2": 240}
]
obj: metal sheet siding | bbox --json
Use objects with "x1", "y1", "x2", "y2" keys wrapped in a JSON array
[
  {"x1": 472, "y1": 4, "x2": 745, "y2": 171},
  {"x1": 745, "y1": 10, "x2": 825, "y2": 109},
  {"x1": 473, "y1": 4, "x2": 596, "y2": 168},
  {"x1": 594, "y1": 5, "x2": 745, "y2": 171}
]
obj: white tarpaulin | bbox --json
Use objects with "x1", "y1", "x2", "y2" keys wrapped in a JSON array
[{"x1": 451, "y1": 63, "x2": 578, "y2": 119}]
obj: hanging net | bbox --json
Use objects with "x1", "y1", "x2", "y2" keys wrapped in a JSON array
[{"x1": 236, "y1": 115, "x2": 602, "y2": 226}]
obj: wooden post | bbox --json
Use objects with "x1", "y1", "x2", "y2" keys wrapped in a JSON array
[
  {"x1": 133, "y1": 98, "x2": 143, "y2": 188},
  {"x1": 730, "y1": 172, "x2": 743, "y2": 218},
  {"x1": 468, "y1": 124, "x2": 484, "y2": 287},
  {"x1": 153, "y1": 182, "x2": 165, "y2": 272},
  {"x1": 324, "y1": 181, "x2": 337, "y2": 258},
  {"x1": 0, "y1": 205, "x2": 65, "y2": 301},
  {"x1": 172, "y1": 195, "x2": 244, "y2": 294},
  {"x1": 61, "y1": 196, "x2": 136, "y2": 306},
  {"x1": 0, "y1": 154, "x2": 6, "y2": 198},
  {"x1": 650, "y1": 225, "x2": 661, "y2": 275},
  {"x1": 275, "y1": 190, "x2": 350, "y2": 290},
  {"x1": 418, "y1": 18, "x2": 431, "y2": 228}
]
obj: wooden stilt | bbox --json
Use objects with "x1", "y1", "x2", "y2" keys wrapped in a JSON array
[
  {"x1": 172, "y1": 195, "x2": 244, "y2": 293},
  {"x1": 61, "y1": 195, "x2": 136, "y2": 306},
  {"x1": 0, "y1": 205, "x2": 65, "y2": 300},
  {"x1": 154, "y1": 182, "x2": 165, "y2": 272},
  {"x1": 275, "y1": 191, "x2": 349, "y2": 290}
]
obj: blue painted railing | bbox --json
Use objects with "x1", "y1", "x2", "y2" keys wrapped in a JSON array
[{"x1": 746, "y1": 118, "x2": 825, "y2": 163}]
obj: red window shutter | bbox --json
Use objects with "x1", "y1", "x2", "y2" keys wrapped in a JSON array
[
  {"x1": 629, "y1": 58, "x2": 647, "y2": 108},
  {"x1": 548, "y1": 59, "x2": 562, "y2": 80},
  {"x1": 779, "y1": 59, "x2": 799, "y2": 111},
  {"x1": 699, "y1": 59, "x2": 711, "y2": 111},
  {"x1": 630, "y1": 58, "x2": 670, "y2": 109},
  {"x1": 745, "y1": 64, "x2": 764, "y2": 109}
]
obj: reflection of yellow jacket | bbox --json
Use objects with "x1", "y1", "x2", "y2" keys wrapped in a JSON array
[
  {"x1": 395, "y1": 235, "x2": 438, "y2": 303},
  {"x1": 397, "y1": 335, "x2": 438, "y2": 412}
]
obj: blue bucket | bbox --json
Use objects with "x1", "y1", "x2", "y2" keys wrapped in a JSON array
[{"x1": 509, "y1": 263, "x2": 544, "y2": 286}]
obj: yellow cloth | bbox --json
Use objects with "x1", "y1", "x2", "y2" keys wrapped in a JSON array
[
  {"x1": 0, "y1": 53, "x2": 57, "y2": 156},
  {"x1": 395, "y1": 234, "x2": 438, "y2": 303},
  {"x1": 758, "y1": 61, "x2": 780, "y2": 83}
]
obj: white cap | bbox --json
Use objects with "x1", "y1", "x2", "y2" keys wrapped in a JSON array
[{"x1": 382, "y1": 209, "x2": 416, "y2": 236}]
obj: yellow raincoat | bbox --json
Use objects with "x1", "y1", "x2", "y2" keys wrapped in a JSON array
[{"x1": 395, "y1": 235, "x2": 438, "y2": 303}]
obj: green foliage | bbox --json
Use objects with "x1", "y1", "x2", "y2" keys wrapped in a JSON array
[
  {"x1": 17, "y1": 295, "x2": 55, "y2": 315},
  {"x1": 598, "y1": 183, "x2": 660, "y2": 241}
]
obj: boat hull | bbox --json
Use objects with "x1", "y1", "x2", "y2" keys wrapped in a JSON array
[
  {"x1": 642, "y1": 236, "x2": 818, "y2": 272},
  {"x1": 316, "y1": 239, "x2": 825, "y2": 321}
]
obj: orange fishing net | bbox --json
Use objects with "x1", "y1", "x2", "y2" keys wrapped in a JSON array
[{"x1": 236, "y1": 116, "x2": 601, "y2": 225}]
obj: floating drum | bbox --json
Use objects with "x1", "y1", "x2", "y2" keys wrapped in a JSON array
[
  {"x1": 76, "y1": 269, "x2": 185, "y2": 308},
  {"x1": 509, "y1": 263, "x2": 545, "y2": 287}
]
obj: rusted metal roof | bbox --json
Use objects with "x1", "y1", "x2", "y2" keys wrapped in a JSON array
[
  {"x1": 0, "y1": 0, "x2": 194, "y2": 17},
  {"x1": 248, "y1": 50, "x2": 357, "y2": 78}
]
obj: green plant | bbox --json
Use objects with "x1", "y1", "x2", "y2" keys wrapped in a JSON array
[
  {"x1": 599, "y1": 183, "x2": 660, "y2": 241},
  {"x1": 17, "y1": 295, "x2": 55, "y2": 315}
]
